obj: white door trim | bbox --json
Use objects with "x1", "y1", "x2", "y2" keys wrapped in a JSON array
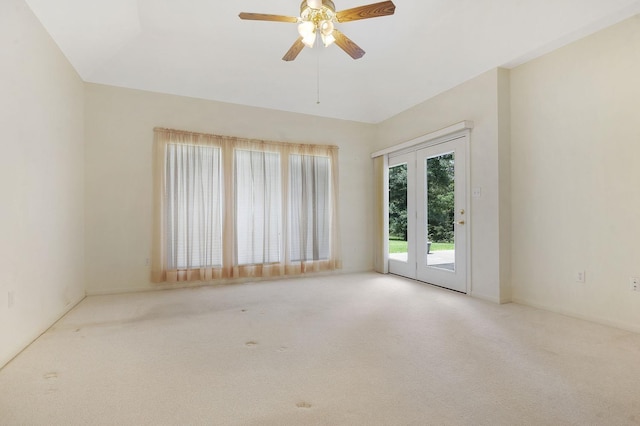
[
  {"x1": 379, "y1": 126, "x2": 472, "y2": 294},
  {"x1": 371, "y1": 121, "x2": 474, "y2": 159},
  {"x1": 416, "y1": 137, "x2": 469, "y2": 293}
]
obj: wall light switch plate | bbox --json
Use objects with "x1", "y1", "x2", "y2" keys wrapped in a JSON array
[{"x1": 576, "y1": 271, "x2": 585, "y2": 283}]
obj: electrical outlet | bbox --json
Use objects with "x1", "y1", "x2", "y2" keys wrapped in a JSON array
[
  {"x1": 576, "y1": 271, "x2": 585, "y2": 283},
  {"x1": 631, "y1": 277, "x2": 640, "y2": 292}
]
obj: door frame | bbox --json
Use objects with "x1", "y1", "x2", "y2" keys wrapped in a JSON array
[
  {"x1": 385, "y1": 129, "x2": 471, "y2": 293},
  {"x1": 416, "y1": 136, "x2": 468, "y2": 293}
]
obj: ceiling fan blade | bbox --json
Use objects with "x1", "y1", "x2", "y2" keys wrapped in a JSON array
[
  {"x1": 282, "y1": 37, "x2": 306, "y2": 61},
  {"x1": 335, "y1": 1, "x2": 396, "y2": 23},
  {"x1": 238, "y1": 12, "x2": 298, "y2": 23},
  {"x1": 332, "y1": 29, "x2": 366, "y2": 59}
]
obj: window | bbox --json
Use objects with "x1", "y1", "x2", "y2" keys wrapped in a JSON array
[
  {"x1": 289, "y1": 154, "x2": 331, "y2": 262},
  {"x1": 152, "y1": 128, "x2": 341, "y2": 283},
  {"x1": 164, "y1": 143, "x2": 223, "y2": 270},
  {"x1": 235, "y1": 150, "x2": 282, "y2": 265}
]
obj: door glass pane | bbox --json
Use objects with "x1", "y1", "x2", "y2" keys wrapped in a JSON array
[
  {"x1": 388, "y1": 163, "x2": 408, "y2": 262},
  {"x1": 425, "y1": 152, "x2": 455, "y2": 271}
]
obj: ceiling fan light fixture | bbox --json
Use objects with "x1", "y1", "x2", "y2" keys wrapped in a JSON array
[
  {"x1": 298, "y1": 20, "x2": 316, "y2": 47},
  {"x1": 298, "y1": 20, "x2": 315, "y2": 36},
  {"x1": 307, "y1": 0, "x2": 323, "y2": 9},
  {"x1": 302, "y1": 34, "x2": 316, "y2": 48},
  {"x1": 320, "y1": 20, "x2": 334, "y2": 36},
  {"x1": 301, "y1": 32, "x2": 316, "y2": 48},
  {"x1": 321, "y1": 32, "x2": 336, "y2": 47}
]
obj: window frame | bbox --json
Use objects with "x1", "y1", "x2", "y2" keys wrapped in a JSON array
[{"x1": 151, "y1": 127, "x2": 342, "y2": 283}]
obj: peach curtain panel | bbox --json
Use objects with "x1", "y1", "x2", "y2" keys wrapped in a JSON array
[
  {"x1": 152, "y1": 127, "x2": 341, "y2": 283},
  {"x1": 373, "y1": 155, "x2": 389, "y2": 274}
]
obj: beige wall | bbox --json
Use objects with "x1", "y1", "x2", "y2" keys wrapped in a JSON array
[
  {"x1": 0, "y1": 0, "x2": 85, "y2": 367},
  {"x1": 511, "y1": 15, "x2": 640, "y2": 331},
  {"x1": 84, "y1": 84, "x2": 376, "y2": 295},
  {"x1": 374, "y1": 69, "x2": 511, "y2": 303},
  {"x1": 5, "y1": 0, "x2": 640, "y2": 369}
]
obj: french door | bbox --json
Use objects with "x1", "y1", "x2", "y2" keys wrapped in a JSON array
[{"x1": 388, "y1": 135, "x2": 468, "y2": 293}]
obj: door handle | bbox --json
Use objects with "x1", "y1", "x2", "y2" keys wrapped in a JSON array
[{"x1": 455, "y1": 220, "x2": 465, "y2": 225}]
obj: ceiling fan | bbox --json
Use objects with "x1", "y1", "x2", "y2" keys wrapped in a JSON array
[{"x1": 239, "y1": 0, "x2": 396, "y2": 61}]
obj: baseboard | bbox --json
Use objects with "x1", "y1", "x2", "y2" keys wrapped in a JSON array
[
  {"x1": 86, "y1": 269, "x2": 367, "y2": 297},
  {"x1": 511, "y1": 296, "x2": 640, "y2": 335},
  {"x1": 470, "y1": 291, "x2": 506, "y2": 304},
  {"x1": 0, "y1": 294, "x2": 86, "y2": 370}
]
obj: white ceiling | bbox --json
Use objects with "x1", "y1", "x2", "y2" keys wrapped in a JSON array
[{"x1": 25, "y1": 0, "x2": 640, "y2": 123}]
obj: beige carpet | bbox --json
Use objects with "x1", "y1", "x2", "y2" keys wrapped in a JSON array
[{"x1": 2, "y1": 272, "x2": 640, "y2": 425}]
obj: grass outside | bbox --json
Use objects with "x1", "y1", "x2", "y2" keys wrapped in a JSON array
[{"x1": 389, "y1": 239, "x2": 454, "y2": 253}]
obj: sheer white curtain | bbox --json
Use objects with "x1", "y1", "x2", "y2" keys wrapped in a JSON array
[
  {"x1": 235, "y1": 150, "x2": 282, "y2": 265},
  {"x1": 153, "y1": 131, "x2": 225, "y2": 282},
  {"x1": 289, "y1": 154, "x2": 331, "y2": 262},
  {"x1": 165, "y1": 144, "x2": 223, "y2": 271},
  {"x1": 152, "y1": 128, "x2": 341, "y2": 283}
]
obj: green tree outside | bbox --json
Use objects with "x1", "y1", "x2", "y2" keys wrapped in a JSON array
[
  {"x1": 426, "y1": 153, "x2": 454, "y2": 243},
  {"x1": 388, "y1": 154, "x2": 455, "y2": 245},
  {"x1": 388, "y1": 164, "x2": 408, "y2": 240}
]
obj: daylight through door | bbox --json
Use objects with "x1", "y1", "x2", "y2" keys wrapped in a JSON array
[{"x1": 388, "y1": 134, "x2": 468, "y2": 293}]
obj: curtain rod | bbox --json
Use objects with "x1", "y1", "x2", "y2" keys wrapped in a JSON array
[{"x1": 154, "y1": 127, "x2": 339, "y2": 151}]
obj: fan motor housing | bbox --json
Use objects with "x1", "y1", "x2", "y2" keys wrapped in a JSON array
[{"x1": 300, "y1": 0, "x2": 336, "y2": 14}]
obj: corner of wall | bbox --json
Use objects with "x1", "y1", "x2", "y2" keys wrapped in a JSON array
[
  {"x1": 0, "y1": 0, "x2": 86, "y2": 369},
  {"x1": 497, "y1": 68, "x2": 512, "y2": 303}
]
